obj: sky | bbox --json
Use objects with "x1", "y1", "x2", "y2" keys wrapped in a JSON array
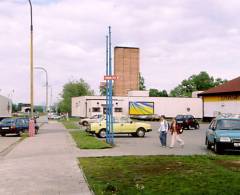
[{"x1": 0, "y1": 0, "x2": 240, "y2": 106}]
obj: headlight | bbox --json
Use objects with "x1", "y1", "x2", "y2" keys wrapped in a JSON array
[{"x1": 219, "y1": 137, "x2": 231, "y2": 142}]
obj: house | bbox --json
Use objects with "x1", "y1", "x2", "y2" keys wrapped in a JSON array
[{"x1": 198, "y1": 76, "x2": 240, "y2": 121}]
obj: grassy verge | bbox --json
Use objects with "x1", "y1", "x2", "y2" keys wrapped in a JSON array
[
  {"x1": 79, "y1": 155, "x2": 240, "y2": 195},
  {"x1": 20, "y1": 132, "x2": 29, "y2": 141},
  {"x1": 70, "y1": 131, "x2": 112, "y2": 149},
  {"x1": 61, "y1": 118, "x2": 80, "y2": 129}
]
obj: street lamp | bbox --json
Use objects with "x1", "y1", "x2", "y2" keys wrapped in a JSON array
[
  {"x1": 28, "y1": 0, "x2": 34, "y2": 117},
  {"x1": 35, "y1": 67, "x2": 48, "y2": 112}
]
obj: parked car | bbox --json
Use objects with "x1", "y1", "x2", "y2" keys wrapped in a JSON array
[
  {"x1": 175, "y1": 115, "x2": 199, "y2": 129},
  {"x1": 0, "y1": 118, "x2": 39, "y2": 136},
  {"x1": 86, "y1": 116, "x2": 152, "y2": 138},
  {"x1": 48, "y1": 113, "x2": 62, "y2": 120},
  {"x1": 205, "y1": 114, "x2": 240, "y2": 154},
  {"x1": 21, "y1": 117, "x2": 39, "y2": 135},
  {"x1": 79, "y1": 114, "x2": 105, "y2": 126},
  {"x1": 130, "y1": 114, "x2": 160, "y2": 121}
]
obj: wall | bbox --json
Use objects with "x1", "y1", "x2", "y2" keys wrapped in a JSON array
[
  {"x1": 0, "y1": 95, "x2": 12, "y2": 118},
  {"x1": 114, "y1": 47, "x2": 139, "y2": 96},
  {"x1": 72, "y1": 96, "x2": 203, "y2": 118},
  {"x1": 203, "y1": 95, "x2": 240, "y2": 117}
]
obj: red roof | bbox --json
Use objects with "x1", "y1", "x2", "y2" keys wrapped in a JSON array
[{"x1": 199, "y1": 76, "x2": 240, "y2": 96}]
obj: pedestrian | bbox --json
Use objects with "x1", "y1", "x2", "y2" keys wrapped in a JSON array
[
  {"x1": 158, "y1": 115, "x2": 169, "y2": 147},
  {"x1": 169, "y1": 118, "x2": 184, "y2": 148}
]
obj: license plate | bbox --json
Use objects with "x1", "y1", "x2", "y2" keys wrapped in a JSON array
[
  {"x1": 234, "y1": 143, "x2": 240, "y2": 147},
  {"x1": 2, "y1": 127, "x2": 9, "y2": 130}
]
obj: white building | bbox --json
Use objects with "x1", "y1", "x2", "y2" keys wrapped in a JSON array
[
  {"x1": 72, "y1": 93, "x2": 202, "y2": 119},
  {"x1": 198, "y1": 76, "x2": 240, "y2": 121},
  {"x1": 0, "y1": 95, "x2": 12, "y2": 119}
]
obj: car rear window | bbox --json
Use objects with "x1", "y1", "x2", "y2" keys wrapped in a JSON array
[{"x1": 1, "y1": 118, "x2": 15, "y2": 124}]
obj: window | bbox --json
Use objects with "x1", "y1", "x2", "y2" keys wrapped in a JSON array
[
  {"x1": 92, "y1": 107, "x2": 100, "y2": 112},
  {"x1": 114, "y1": 107, "x2": 123, "y2": 112}
]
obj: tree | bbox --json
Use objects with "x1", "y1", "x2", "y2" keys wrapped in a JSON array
[
  {"x1": 58, "y1": 79, "x2": 94, "y2": 114},
  {"x1": 99, "y1": 82, "x2": 115, "y2": 96},
  {"x1": 139, "y1": 72, "x2": 146, "y2": 90},
  {"x1": 149, "y1": 89, "x2": 168, "y2": 97},
  {"x1": 170, "y1": 71, "x2": 227, "y2": 97}
]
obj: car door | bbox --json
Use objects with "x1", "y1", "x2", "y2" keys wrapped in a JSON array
[
  {"x1": 207, "y1": 120, "x2": 217, "y2": 144},
  {"x1": 113, "y1": 117, "x2": 131, "y2": 133}
]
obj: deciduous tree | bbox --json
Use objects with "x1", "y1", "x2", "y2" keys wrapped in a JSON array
[{"x1": 58, "y1": 79, "x2": 94, "y2": 114}]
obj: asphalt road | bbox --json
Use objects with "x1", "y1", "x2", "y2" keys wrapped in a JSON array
[{"x1": 78, "y1": 122, "x2": 212, "y2": 157}]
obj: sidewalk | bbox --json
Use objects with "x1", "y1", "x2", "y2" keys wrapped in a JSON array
[
  {"x1": 0, "y1": 121, "x2": 92, "y2": 195},
  {"x1": 0, "y1": 137, "x2": 20, "y2": 156}
]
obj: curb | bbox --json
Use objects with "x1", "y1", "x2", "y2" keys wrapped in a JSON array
[{"x1": 0, "y1": 137, "x2": 21, "y2": 157}]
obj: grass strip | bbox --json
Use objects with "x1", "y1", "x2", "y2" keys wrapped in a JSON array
[
  {"x1": 70, "y1": 131, "x2": 112, "y2": 149},
  {"x1": 61, "y1": 118, "x2": 80, "y2": 129},
  {"x1": 79, "y1": 155, "x2": 240, "y2": 195}
]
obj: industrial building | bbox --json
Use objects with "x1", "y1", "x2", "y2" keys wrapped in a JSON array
[
  {"x1": 72, "y1": 91, "x2": 202, "y2": 119},
  {"x1": 114, "y1": 47, "x2": 140, "y2": 96},
  {"x1": 0, "y1": 95, "x2": 12, "y2": 119},
  {"x1": 198, "y1": 76, "x2": 240, "y2": 121}
]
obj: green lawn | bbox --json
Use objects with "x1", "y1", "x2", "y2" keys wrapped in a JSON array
[
  {"x1": 79, "y1": 155, "x2": 240, "y2": 195},
  {"x1": 61, "y1": 118, "x2": 111, "y2": 149},
  {"x1": 70, "y1": 131, "x2": 112, "y2": 149},
  {"x1": 61, "y1": 118, "x2": 80, "y2": 129}
]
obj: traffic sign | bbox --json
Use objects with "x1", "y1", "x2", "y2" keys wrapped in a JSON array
[{"x1": 104, "y1": 75, "x2": 119, "y2": 80}]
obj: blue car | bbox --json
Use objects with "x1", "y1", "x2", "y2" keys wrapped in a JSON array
[
  {"x1": 0, "y1": 118, "x2": 39, "y2": 136},
  {"x1": 205, "y1": 115, "x2": 240, "y2": 153}
]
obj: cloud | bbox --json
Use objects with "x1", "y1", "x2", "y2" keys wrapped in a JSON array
[{"x1": 0, "y1": 0, "x2": 240, "y2": 105}]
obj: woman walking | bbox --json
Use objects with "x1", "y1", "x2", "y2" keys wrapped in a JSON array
[
  {"x1": 158, "y1": 115, "x2": 168, "y2": 147},
  {"x1": 170, "y1": 118, "x2": 184, "y2": 148}
]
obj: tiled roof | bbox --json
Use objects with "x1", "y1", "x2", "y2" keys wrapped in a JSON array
[{"x1": 199, "y1": 76, "x2": 240, "y2": 96}]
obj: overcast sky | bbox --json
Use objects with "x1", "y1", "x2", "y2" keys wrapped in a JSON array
[{"x1": 0, "y1": 0, "x2": 240, "y2": 105}]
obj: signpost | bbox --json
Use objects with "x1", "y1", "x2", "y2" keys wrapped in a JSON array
[{"x1": 105, "y1": 26, "x2": 115, "y2": 145}]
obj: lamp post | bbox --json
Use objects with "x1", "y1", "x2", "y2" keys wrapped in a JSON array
[
  {"x1": 35, "y1": 67, "x2": 48, "y2": 112},
  {"x1": 28, "y1": 0, "x2": 34, "y2": 117}
]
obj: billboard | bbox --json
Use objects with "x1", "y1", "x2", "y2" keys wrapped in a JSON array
[{"x1": 129, "y1": 102, "x2": 154, "y2": 115}]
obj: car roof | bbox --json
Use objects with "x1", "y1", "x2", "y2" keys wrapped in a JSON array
[{"x1": 215, "y1": 113, "x2": 240, "y2": 120}]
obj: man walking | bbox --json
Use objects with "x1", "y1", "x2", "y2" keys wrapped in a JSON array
[{"x1": 158, "y1": 115, "x2": 168, "y2": 147}]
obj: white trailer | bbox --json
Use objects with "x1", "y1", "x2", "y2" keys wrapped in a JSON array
[
  {"x1": 72, "y1": 96, "x2": 202, "y2": 119},
  {"x1": 0, "y1": 95, "x2": 12, "y2": 119}
]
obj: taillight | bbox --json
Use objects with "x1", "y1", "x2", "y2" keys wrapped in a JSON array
[{"x1": 11, "y1": 125, "x2": 16, "y2": 129}]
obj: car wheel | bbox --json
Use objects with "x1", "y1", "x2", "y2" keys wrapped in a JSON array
[
  {"x1": 214, "y1": 142, "x2": 223, "y2": 154},
  {"x1": 136, "y1": 128, "x2": 145, "y2": 137},
  {"x1": 98, "y1": 129, "x2": 106, "y2": 138},
  {"x1": 1, "y1": 133, "x2": 6, "y2": 137},
  {"x1": 82, "y1": 121, "x2": 88, "y2": 126}
]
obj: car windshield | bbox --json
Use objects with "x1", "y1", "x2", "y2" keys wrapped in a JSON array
[
  {"x1": 216, "y1": 119, "x2": 240, "y2": 130},
  {"x1": 176, "y1": 115, "x2": 184, "y2": 120}
]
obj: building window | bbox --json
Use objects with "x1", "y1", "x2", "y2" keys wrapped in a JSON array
[
  {"x1": 92, "y1": 107, "x2": 101, "y2": 112},
  {"x1": 114, "y1": 107, "x2": 123, "y2": 112}
]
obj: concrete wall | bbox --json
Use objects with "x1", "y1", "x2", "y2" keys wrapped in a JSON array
[
  {"x1": 0, "y1": 95, "x2": 12, "y2": 118},
  {"x1": 203, "y1": 95, "x2": 240, "y2": 117},
  {"x1": 72, "y1": 96, "x2": 203, "y2": 118}
]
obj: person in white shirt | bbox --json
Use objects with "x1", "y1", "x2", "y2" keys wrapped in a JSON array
[{"x1": 158, "y1": 115, "x2": 168, "y2": 147}]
